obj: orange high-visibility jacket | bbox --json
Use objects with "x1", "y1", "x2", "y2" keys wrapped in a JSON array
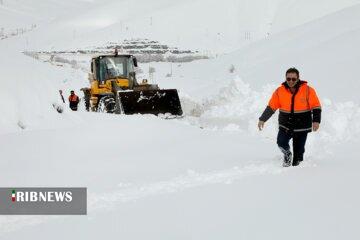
[
  {"x1": 259, "y1": 80, "x2": 321, "y2": 132},
  {"x1": 69, "y1": 95, "x2": 79, "y2": 103}
]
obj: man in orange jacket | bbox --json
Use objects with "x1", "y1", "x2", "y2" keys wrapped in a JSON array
[
  {"x1": 258, "y1": 68, "x2": 321, "y2": 167},
  {"x1": 68, "y1": 90, "x2": 80, "y2": 111}
]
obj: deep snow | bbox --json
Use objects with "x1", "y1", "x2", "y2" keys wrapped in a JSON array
[{"x1": 0, "y1": 1, "x2": 360, "y2": 239}]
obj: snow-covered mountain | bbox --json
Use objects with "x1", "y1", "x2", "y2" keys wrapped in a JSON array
[
  {"x1": 0, "y1": 1, "x2": 360, "y2": 239},
  {"x1": 3, "y1": 0, "x2": 360, "y2": 52}
]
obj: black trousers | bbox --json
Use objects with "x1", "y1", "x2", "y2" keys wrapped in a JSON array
[
  {"x1": 277, "y1": 128, "x2": 308, "y2": 161},
  {"x1": 69, "y1": 102, "x2": 78, "y2": 111}
]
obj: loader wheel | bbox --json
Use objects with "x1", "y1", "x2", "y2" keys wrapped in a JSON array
[{"x1": 97, "y1": 96, "x2": 116, "y2": 113}]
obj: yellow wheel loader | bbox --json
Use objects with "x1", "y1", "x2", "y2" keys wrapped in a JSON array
[{"x1": 81, "y1": 53, "x2": 182, "y2": 116}]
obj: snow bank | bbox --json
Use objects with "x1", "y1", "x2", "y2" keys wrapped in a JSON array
[{"x1": 182, "y1": 77, "x2": 360, "y2": 146}]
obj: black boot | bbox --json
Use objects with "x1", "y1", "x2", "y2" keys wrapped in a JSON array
[
  {"x1": 292, "y1": 155, "x2": 303, "y2": 167},
  {"x1": 292, "y1": 159, "x2": 300, "y2": 166},
  {"x1": 282, "y1": 151, "x2": 292, "y2": 167}
]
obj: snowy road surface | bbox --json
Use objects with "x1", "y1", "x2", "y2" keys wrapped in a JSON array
[{"x1": 1, "y1": 0, "x2": 360, "y2": 239}]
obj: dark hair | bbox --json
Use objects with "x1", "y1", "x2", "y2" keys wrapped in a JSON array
[{"x1": 286, "y1": 67, "x2": 300, "y2": 77}]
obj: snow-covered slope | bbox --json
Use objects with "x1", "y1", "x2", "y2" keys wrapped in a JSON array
[
  {"x1": 0, "y1": 1, "x2": 360, "y2": 240},
  {"x1": 3, "y1": 0, "x2": 359, "y2": 53},
  {"x1": 227, "y1": 2, "x2": 360, "y2": 101},
  {"x1": 163, "y1": 3, "x2": 360, "y2": 102},
  {"x1": 270, "y1": 0, "x2": 360, "y2": 33},
  {"x1": 0, "y1": 0, "x2": 94, "y2": 29}
]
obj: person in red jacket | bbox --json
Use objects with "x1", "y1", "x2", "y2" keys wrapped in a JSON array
[
  {"x1": 258, "y1": 68, "x2": 322, "y2": 167},
  {"x1": 68, "y1": 90, "x2": 80, "y2": 111}
]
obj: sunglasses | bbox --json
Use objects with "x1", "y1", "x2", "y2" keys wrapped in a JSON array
[{"x1": 286, "y1": 77, "x2": 298, "y2": 82}]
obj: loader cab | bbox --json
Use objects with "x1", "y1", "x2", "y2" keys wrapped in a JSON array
[{"x1": 91, "y1": 55, "x2": 138, "y2": 86}]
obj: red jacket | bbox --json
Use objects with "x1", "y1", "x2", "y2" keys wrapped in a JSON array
[{"x1": 69, "y1": 94, "x2": 79, "y2": 103}]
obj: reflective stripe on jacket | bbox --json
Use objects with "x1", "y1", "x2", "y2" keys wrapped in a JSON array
[{"x1": 259, "y1": 80, "x2": 321, "y2": 132}]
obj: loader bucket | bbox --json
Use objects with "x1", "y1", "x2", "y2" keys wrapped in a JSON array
[{"x1": 118, "y1": 89, "x2": 183, "y2": 116}]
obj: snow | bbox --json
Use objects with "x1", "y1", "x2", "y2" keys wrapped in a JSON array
[
  {"x1": 217, "y1": 3, "x2": 360, "y2": 101},
  {"x1": 0, "y1": 0, "x2": 360, "y2": 239}
]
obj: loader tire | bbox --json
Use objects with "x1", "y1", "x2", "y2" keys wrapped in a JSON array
[{"x1": 97, "y1": 96, "x2": 116, "y2": 113}]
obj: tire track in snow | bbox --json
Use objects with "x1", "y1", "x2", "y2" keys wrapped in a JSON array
[
  {"x1": 88, "y1": 161, "x2": 313, "y2": 211},
  {"x1": 0, "y1": 161, "x2": 313, "y2": 234}
]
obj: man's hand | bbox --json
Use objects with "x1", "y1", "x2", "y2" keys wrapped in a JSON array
[
  {"x1": 312, "y1": 122, "x2": 320, "y2": 132},
  {"x1": 258, "y1": 121, "x2": 265, "y2": 131}
]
